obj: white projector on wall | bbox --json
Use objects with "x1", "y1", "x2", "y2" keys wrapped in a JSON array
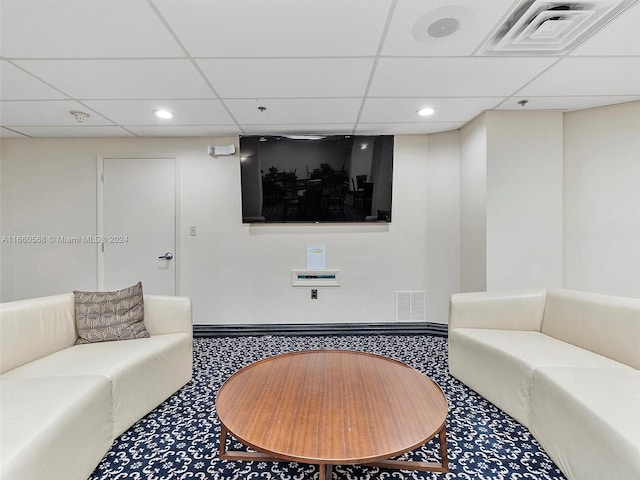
[{"x1": 207, "y1": 144, "x2": 236, "y2": 157}]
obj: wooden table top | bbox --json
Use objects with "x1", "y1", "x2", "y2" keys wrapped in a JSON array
[{"x1": 216, "y1": 350, "x2": 448, "y2": 465}]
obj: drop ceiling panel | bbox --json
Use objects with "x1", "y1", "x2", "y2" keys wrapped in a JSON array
[
  {"x1": 355, "y1": 122, "x2": 466, "y2": 135},
  {"x1": 517, "y1": 57, "x2": 640, "y2": 96},
  {"x1": 242, "y1": 124, "x2": 356, "y2": 135},
  {"x1": 83, "y1": 99, "x2": 235, "y2": 126},
  {"x1": 225, "y1": 98, "x2": 362, "y2": 125},
  {"x1": 1, "y1": 0, "x2": 639, "y2": 138},
  {"x1": 571, "y1": 3, "x2": 640, "y2": 55},
  {"x1": 125, "y1": 125, "x2": 241, "y2": 137},
  {"x1": 498, "y1": 95, "x2": 640, "y2": 110},
  {"x1": 369, "y1": 57, "x2": 558, "y2": 97},
  {"x1": 360, "y1": 97, "x2": 503, "y2": 123},
  {"x1": 13, "y1": 60, "x2": 214, "y2": 100},
  {"x1": 197, "y1": 58, "x2": 374, "y2": 98},
  {"x1": 0, "y1": 0, "x2": 184, "y2": 58},
  {"x1": 0, "y1": 62, "x2": 68, "y2": 100},
  {"x1": 382, "y1": 0, "x2": 516, "y2": 56},
  {"x1": 8, "y1": 126, "x2": 135, "y2": 137},
  {"x1": 0, "y1": 100, "x2": 114, "y2": 126},
  {"x1": 0, "y1": 128, "x2": 29, "y2": 138},
  {"x1": 154, "y1": 0, "x2": 392, "y2": 57}
]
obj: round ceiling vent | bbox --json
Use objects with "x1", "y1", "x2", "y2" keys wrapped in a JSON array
[{"x1": 413, "y1": 5, "x2": 474, "y2": 43}]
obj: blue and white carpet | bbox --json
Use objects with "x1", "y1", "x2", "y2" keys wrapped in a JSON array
[{"x1": 89, "y1": 335, "x2": 566, "y2": 480}]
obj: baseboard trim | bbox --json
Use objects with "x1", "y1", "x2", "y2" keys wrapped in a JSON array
[{"x1": 193, "y1": 322, "x2": 448, "y2": 338}]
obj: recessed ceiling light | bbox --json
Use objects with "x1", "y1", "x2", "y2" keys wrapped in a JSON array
[
  {"x1": 153, "y1": 109, "x2": 174, "y2": 120},
  {"x1": 416, "y1": 107, "x2": 436, "y2": 117}
]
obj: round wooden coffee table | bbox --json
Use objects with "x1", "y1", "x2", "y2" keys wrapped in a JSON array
[{"x1": 216, "y1": 350, "x2": 448, "y2": 479}]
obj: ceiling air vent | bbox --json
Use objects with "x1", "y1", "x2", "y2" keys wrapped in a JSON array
[{"x1": 479, "y1": 0, "x2": 638, "y2": 55}]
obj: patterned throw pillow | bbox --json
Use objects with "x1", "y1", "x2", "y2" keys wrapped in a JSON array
[{"x1": 74, "y1": 281, "x2": 149, "y2": 344}]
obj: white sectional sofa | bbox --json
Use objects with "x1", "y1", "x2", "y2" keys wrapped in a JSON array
[
  {"x1": 448, "y1": 288, "x2": 640, "y2": 480},
  {"x1": 0, "y1": 293, "x2": 193, "y2": 480}
]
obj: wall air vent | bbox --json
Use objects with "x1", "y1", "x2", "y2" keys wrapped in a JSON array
[
  {"x1": 396, "y1": 291, "x2": 426, "y2": 322},
  {"x1": 479, "y1": 0, "x2": 637, "y2": 55}
]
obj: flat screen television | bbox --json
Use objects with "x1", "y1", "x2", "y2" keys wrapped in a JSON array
[{"x1": 240, "y1": 135, "x2": 394, "y2": 224}]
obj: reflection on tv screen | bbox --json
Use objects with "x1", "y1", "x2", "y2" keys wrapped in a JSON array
[{"x1": 240, "y1": 135, "x2": 393, "y2": 224}]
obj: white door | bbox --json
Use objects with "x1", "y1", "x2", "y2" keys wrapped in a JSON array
[{"x1": 99, "y1": 157, "x2": 177, "y2": 295}]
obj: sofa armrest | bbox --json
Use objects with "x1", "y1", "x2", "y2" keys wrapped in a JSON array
[
  {"x1": 143, "y1": 295, "x2": 192, "y2": 336},
  {"x1": 449, "y1": 289, "x2": 547, "y2": 331},
  {"x1": 0, "y1": 294, "x2": 76, "y2": 374}
]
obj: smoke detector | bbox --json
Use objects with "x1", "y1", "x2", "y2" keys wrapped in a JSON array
[
  {"x1": 70, "y1": 110, "x2": 90, "y2": 123},
  {"x1": 480, "y1": 0, "x2": 638, "y2": 55}
]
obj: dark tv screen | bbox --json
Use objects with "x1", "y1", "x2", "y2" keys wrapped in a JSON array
[{"x1": 240, "y1": 135, "x2": 394, "y2": 223}]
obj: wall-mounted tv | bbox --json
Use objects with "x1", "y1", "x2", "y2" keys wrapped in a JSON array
[{"x1": 240, "y1": 135, "x2": 394, "y2": 224}]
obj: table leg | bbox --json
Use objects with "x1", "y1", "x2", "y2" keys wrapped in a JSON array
[
  {"x1": 219, "y1": 425, "x2": 447, "y2": 476},
  {"x1": 219, "y1": 425, "x2": 229, "y2": 458},
  {"x1": 365, "y1": 424, "x2": 449, "y2": 473},
  {"x1": 438, "y1": 424, "x2": 449, "y2": 472},
  {"x1": 319, "y1": 464, "x2": 332, "y2": 480}
]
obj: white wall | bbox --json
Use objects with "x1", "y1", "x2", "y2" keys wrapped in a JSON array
[
  {"x1": 4, "y1": 102, "x2": 636, "y2": 325},
  {"x1": 563, "y1": 101, "x2": 640, "y2": 297},
  {"x1": 426, "y1": 131, "x2": 460, "y2": 323},
  {"x1": 459, "y1": 114, "x2": 487, "y2": 292},
  {"x1": 459, "y1": 111, "x2": 564, "y2": 292},
  {"x1": 1, "y1": 134, "x2": 462, "y2": 324},
  {"x1": 485, "y1": 110, "x2": 564, "y2": 290},
  {"x1": 0, "y1": 138, "x2": 101, "y2": 298}
]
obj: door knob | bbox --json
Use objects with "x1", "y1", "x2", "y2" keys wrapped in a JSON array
[{"x1": 158, "y1": 252, "x2": 174, "y2": 260}]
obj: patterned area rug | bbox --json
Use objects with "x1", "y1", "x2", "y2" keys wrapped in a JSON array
[{"x1": 89, "y1": 335, "x2": 566, "y2": 480}]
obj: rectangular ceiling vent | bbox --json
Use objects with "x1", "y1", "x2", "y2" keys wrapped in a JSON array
[{"x1": 479, "y1": 0, "x2": 637, "y2": 55}]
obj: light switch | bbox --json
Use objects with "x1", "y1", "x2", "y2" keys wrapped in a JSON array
[{"x1": 189, "y1": 226, "x2": 197, "y2": 236}]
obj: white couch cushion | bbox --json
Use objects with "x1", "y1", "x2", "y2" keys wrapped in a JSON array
[
  {"x1": 3, "y1": 333, "x2": 192, "y2": 437},
  {"x1": 530, "y1": 367, "x2": 640, "y2": 480},
  {"x1": 143, "y1": 294, "x2": 192, "y2": 335},
  {"x1": 449, "y1": 288, "x2": 547, "y2": 331},
  {"x1": 542, "y1": 289, "x2": 640, "y2": 368},
  {"x1": 448, "y1": 329, "x2": 631, "y2": 426},
  {"x1": 0, "y1": 376, "x2": 112, "y2": 480},
  {"x1": 0, "y1": 294, "x2": 76, "y2": 374}
]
